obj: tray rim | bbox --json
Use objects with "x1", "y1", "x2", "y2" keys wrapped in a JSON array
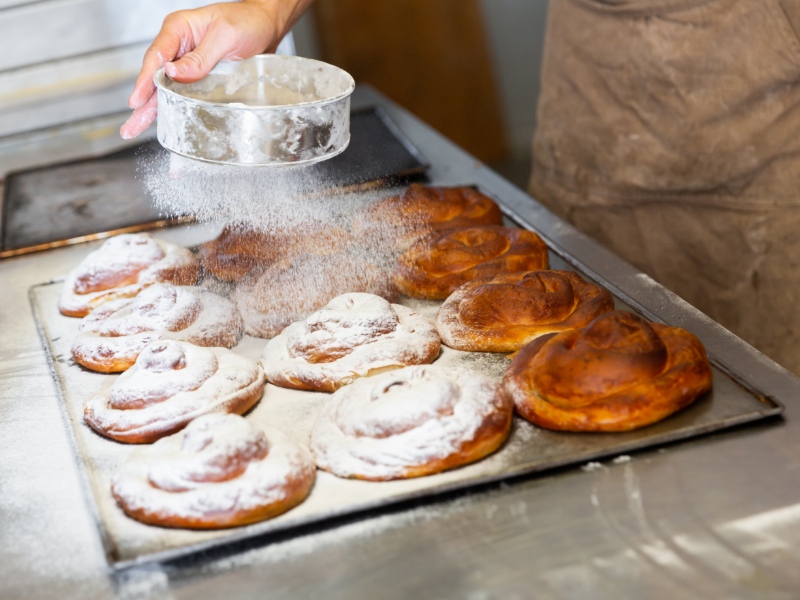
[{"x1": 27, "y1": 190, "x2": 784, "y2": 571}]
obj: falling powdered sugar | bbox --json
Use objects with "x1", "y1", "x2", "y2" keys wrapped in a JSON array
[
  {"x1": 140, "y1": 149, "x2": 401, "y2": 249},
  {"x1": 138, "y1": 149, "x2": 427, "y2": 327}
]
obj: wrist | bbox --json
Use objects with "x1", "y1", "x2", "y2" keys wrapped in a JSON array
[{"x1": 242, "y1": 0, "x2": 311, "y2": 39}]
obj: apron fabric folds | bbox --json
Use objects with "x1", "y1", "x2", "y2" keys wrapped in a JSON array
[{"x1": 530, "y1": 0, "x2": 800, "y2": 372}]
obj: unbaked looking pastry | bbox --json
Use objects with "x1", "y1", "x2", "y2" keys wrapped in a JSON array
[
  {"x1": 199, "y1": 222, "x2": 351, "y2": 282},
  {"x1": 234, "y1": 253, "x2": 397, "y2": 339},
  {"x1": 504, "y1": 310, "x2": 713, "y2": 432},
  {"x1": 262, "y1": 293, "x2": 440, "y2": 393},
  {"x1": 353, "y1": 184, "x2": 504, "y2": 250},
  {"x1": 393, "y1": 226, "x2": 549, "y2": 300},
  {"x1": 311, "y1": 365, "x2": 513, "y2": 481},
  {"x1": 112, "y1": 413, "x2": 316, "y2": 529},
  {"x1": 59, "y1": 233, "x2": 199, "y2": 317},
  {"x1": 84, "y1": 340, "x2": 266, "y2": 443},
  {"x1": 72, "y1": 283, "x2": 243, "y2": 373},
  {"x1": 436, "y1": 270, "x2": 614, "y2": 353}
]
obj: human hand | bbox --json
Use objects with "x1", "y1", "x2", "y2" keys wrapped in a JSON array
[{"x1": 121, "y1": 0, "x2": 312, "y2": 140}]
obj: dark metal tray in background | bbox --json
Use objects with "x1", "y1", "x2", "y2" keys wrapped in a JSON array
[{"x1": 1, "y1": 106, "x2": 429, "y2": 257}]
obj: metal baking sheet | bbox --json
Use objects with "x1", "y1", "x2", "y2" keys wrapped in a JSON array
[
  {"x1": 2, "y1": 106, "x2": 428, "y2": 258},
  {"x1": 28, "y1": 222, "x2": 781, "y2": 569}
]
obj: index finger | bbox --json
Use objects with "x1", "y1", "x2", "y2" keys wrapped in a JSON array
[{"x1": 129, "y1": 18, "x2": 193, "y2": 109}]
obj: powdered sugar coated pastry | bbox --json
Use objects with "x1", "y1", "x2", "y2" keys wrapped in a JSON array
[
  {"x1": 84, "y1": 340, "x2": 266, "y2": 443},
  {"x1": 112, "y1": 414, "x2": 316, "y2": 529},
  {"x1": 72, "y1": 283, "x2": 243, "y2": 373},
  {"x1": 59, "y1": 233, "x2": 199, "y2": 317},
  {"x1": 311, "y1": 365, "x2": 513, "y2": 480},
  {"x1": 261, "y1": 293, "x2": 441, "y2": 392}
]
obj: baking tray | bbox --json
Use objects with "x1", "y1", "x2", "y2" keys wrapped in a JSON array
[
  {"x1": 1, "y1": 106, "x2": 428, "y2": 258},
  {"x1": 28, "y1": 206, "x2": 782, "y2": 569}
]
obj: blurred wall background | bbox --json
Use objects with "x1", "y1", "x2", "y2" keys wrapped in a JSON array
[{"x1": 295, "y1": 0, "x2": 549, "y2": 188}]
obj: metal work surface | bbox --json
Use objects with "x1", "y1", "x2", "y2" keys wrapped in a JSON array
[{"x1": 3, "y1": 87, "x2": 800, "y2": 599}]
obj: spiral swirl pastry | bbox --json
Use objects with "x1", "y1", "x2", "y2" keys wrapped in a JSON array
[
  {"x1": 353, "y1": 184, "x2": 504, "y2": 250},
  {"x1": 84, "y1": 340, "x2": 266, "y2": 443},
  {"x1": 199, "y1": 222, "x2": 352, "y2": 282},
  {"x1": 59, "y1": 233, "x2": 199, "y2": 317},
  {"x1": 393, "y1": 226, "x2": 549, "y2": 300},
  {"x1": 262, "y1": 293, "x2": 441, "y2": 392},
  {"x1": 311, "y1": 365, "x2": 513, "y2": 481},
  {"x1": 72, "y1": 283, "x2": 243, "y2": 373},
  {"x1": 436, "y1": 270, "x2": 614, "y2": 352},
  {"x1": 234, "y1": 253, "x2": 397, "y2": 339},
  {"x1": 112, "y1": 414, "x2": 316, "y2": 529},
  {"x1": 504, "y1": 310, "x2": 713, "y2": 432}
]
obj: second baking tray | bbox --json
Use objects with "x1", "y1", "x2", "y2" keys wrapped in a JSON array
[{"x1": 29, "y1": 206, "x2": 782, "y2": 569}]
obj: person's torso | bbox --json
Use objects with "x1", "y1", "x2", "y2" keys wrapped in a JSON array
[{"x1": 533, "y1": 0, "x2": 800, "y2": 206}]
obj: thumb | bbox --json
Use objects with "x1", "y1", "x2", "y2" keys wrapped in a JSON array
[{"x1": 164, "y1": 23, "x2": 234, "y2": 82}]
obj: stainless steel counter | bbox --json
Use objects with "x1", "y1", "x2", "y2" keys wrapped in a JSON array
[{"x1": 3, "y1": 87, "x2": 800, "y2": 599}]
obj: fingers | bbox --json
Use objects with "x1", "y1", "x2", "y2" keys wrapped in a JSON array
[
  {"x1": 129, "y1": 14, "x2": 194, "y2": 109},
  {"x1": 164, "y1": 20, "x2": 237, "y2": 83},
  {"x1": 122, "y1": 2, "x2": 282, "y2": 140},
  {"x1": 128, "y1": 46, "x2": 170, "y2": 110},
  {"x1": 120, "y1": 93, "x2": 158, "y2": 140}
]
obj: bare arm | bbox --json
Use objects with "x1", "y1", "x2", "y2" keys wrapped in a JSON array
[{"x1": 121, "y1": 0, "x2": 314, "y2": 140}]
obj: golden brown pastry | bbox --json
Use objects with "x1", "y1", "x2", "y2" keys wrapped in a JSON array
[
  {"x1": 261, "y1": 293, "x2": 441, "y2": 392},
  {"x1": 311, "y1": 365, "x2": 513, "y2": 481},
  {"x1": 353, "y1": 183, "x2": 505, "y2": 250},
  {"x1": 112, "y1": 414, "x2": 316, "y2": 529},
  {"x1": 72, "y1": 283, "x2": 243, "y2": 373},
  {"x1": 59, "y1": 233, "x2": 199, "y2": 317},
  {"x1": 393, "y1": 225, "x2": 549, "y2": 300},
  {"x1": 436, "y1": 270, "x2": 614, "y2": 352},
  {"x1": 198, "y1": 223, "x2": 351, "y2": 282},
  {"x1": 234, "y1": 253, "x2": 397, "y2": 339},
  {"x1": 504, "y1": 310, "x2": 713, "y2": 432},
  {"x1": 84, "y1": 340, "x2": 266, "y2": 443}
]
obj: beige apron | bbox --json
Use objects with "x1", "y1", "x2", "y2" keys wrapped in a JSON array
[{"x1": 531, "y1": 0, "x2": 800, "y2": 373}]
